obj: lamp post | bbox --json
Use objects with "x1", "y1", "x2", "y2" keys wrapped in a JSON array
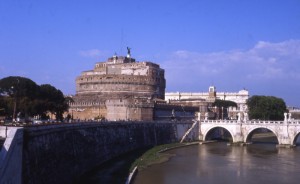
[
  {"x1": 222, "y1": 106, "x2": 224, "y2": 120},
  {"x1": 11, "y1": 86, "x2": 17, "y2": 122},
  {"x1": 13, "y1": 96, "x2": 17, "y2": 122},
  {"x1": 214, "y1": 106, "x2": 217, "y2": 119},
  {"x1": 11, "y1": 79, "x2": 19, "y2": 122},
  {"x1": 71, "y1": 109, "x2": 74, "y2": 122}
]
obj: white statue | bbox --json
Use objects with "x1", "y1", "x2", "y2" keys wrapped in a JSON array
[
  {"x1": 205, "y1": 112, "x2": 208, "y2": 120},
  {"x1": 244, "y1": 112, "x2": 248, "y2": 121},
  {"x1": 284, "y1": 112, "x2": 288, "y2": 122},
  {"x1": 238, "y1": 113, "x2": 241, "y2": 121},
  {"x1": 288, "y1": 113, "x2": 292, "y2": 121}
]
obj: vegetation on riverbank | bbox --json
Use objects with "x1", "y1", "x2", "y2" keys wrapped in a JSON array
[{"x1": 130, "y1": 142, "x2": 198, "y2": 171}]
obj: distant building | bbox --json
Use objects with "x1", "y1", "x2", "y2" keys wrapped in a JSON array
[
  {"x1": 288, "y1": 106, "x2": 300, "y2": 120},
  {"x1": 69, "y1": 54, "x2": 165, "y2": 121},
  {"x1": 165, "y1": 86, "x2": 249, "y2": 120},
  {"x1": 153, "y1": 99, "x2": 200, "y2": 121}
]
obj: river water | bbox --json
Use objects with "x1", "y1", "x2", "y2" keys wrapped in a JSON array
[{"x1": 133, "y1": 142, "x2": 300, "y2": 184}]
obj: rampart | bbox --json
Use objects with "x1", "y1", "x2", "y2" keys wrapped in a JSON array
[{"x1": 0, "y1": 121, "x2": 199, "y2": 184}]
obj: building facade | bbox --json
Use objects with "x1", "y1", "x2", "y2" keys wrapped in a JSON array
[
  {"x1": 288, "y1": 106, "x2": 300, "y2": 120},
  {"x1": 69, "y1": 54, "x2": 165, "y2": 121},
  {"x1": 165, "y1": 86, "x2": 249, "y2": 119}
]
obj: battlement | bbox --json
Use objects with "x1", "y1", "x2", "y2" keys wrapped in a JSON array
[{"x1": 106, "y1": 56, "x2": 136, "y2": 64}]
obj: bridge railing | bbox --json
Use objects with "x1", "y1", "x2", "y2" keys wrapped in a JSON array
[
  {"x1": 247, "y1": 120, "x2": 285, "y2": 125},
  {"x1": 203, "y1": 120, "x2": 239, "y2": 124},
  {"x1": 202, "y1": 119, "x2": 300, "y2": 125},
  {"x1": 288, "y1": 121, "x2": 300, "y2": 125}
]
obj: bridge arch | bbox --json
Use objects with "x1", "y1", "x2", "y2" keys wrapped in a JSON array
[
  {"x1": 245, "y1": 127, "x2": 279, "y2": 144},
  {"x1": 203, "y1": 126, "x2": 234, "y2": 142},
  {"x1": 292, "y1": 131, "x2": 300, "y2": 146}
]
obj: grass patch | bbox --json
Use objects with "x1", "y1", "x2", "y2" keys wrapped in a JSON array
[{"x1": 130, "y1": 142, "x2": 193, "y2": 171}]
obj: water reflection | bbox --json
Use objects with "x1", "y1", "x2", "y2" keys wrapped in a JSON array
[{"x1": 133, "y1": 143, "x2": 300, "y2": 184}]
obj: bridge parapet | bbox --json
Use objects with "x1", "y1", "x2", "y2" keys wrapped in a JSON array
[
  {"x1": 203, "y1": 120, "x2": 239, "y2": 124},
  {"x1": 246, "y1": 120, "x2": 285, "y2": 125},
  {"x1": 288, "y1": 120, "x2": 300, "y2": 125},
  {"x1": 203, "y1": 119, "x2": 300, "y2": 125}
]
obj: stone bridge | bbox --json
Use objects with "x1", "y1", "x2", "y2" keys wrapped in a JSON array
[{"x1": 198, "y1": 116, "x2": 300, "y2": 146}]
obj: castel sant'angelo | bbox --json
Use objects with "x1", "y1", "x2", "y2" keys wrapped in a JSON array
[
  {"x1": 69, "y1": 48, "x2": 166, "y2": 121},
  {"x1": 69, "y1": 48, "x2": 249, "y2": 121}
]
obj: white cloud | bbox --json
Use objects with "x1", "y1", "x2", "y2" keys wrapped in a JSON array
[
  {"x1": 161, "y1": 39, "x2": 300, "y2": 93},
  {"x1": 247, "y1": 67, "x2": 283, "y2": 79},
  {"x1": 252, "y1": 40, "x2": 300, "y2": 56},
  {"x1": 79, "y1": 49, "x2": 108, "y2": 58}
]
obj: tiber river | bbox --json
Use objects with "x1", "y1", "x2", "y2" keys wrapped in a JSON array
[
  {"x1": 78, "y1": 132, "x2": 300, "y2": 184},
  {"x1": 133, "y1": 142, "x2": 300, "y2": 184}
]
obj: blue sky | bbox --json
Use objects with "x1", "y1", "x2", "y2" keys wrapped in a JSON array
[{"x1": 1, "y1": 0, "x2": 300, "y2": 106}]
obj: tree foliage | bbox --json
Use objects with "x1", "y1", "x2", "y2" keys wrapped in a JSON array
[
  {"x1": 212, "y1": 99, "x2": 237, "y2": 108},
  {"x1": 247, "y1": 95, "x2": 287, "y2": 120},
  {"x1": 0, "y1": 76, "x2": 68, "y2": 121}
]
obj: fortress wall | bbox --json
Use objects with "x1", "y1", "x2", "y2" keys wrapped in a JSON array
[
  {"x1": 175, "y1": 122, "x2": 200, "y2": 142},
  {"x1": 20, "y1": 122, "x2": 198, "y2": 184},
  {"x1": 76, "y1": 77, "x2": 159, "y2": 96}
]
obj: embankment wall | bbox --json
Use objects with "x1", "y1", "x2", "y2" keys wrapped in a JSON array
[{"x1": 18, "y1": 121, "x2": 197, "y2": 184}]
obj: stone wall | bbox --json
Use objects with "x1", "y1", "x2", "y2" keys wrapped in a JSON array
[
  {"x1": 0, "y1": 127, "x2": 23, "y2": 184},
  {"x1": 22, "y1": 122, "x2": 197, "y2": 184},
  {"x1": 0, "y1": 121, "x2": 200, "y2": 184},
  {"x1": 70, "y1": 106, "x2": 107, "y2": 120}
]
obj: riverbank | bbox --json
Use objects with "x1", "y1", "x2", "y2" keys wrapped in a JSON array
[
  {"x1": 129, "y1": 132, "x2": 278, "y2": 172},
  {"x1": 132, "y1": 142, "x2": 300, "y2": 184},
  {"x1": 130, "y1": 142, "x2": 200, "y2": 171}
]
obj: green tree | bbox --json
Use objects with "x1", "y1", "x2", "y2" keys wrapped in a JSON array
[
  {"x1": 212, "y1": 99, "x2": 237, "y2": 108},
  {"x1": 0, "y1": 76, "x2": 40, "y2": 119},
  {"x1": 0, "y1": 76, "x2": 69, "y2": 121},
  {"x1": 0, "y1": 95, "x2": 7, "y2": 116},
  {"x1": 247, "y1": 95, "x2": 287, "y2": 120},
  {"x1": 39, "y1": 84, "x2": 68, "y2": 121}
]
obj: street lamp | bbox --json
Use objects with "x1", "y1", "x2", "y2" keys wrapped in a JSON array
[
  {"x1": 222, "y1": 106, "x2": 224, "y2": 120},
  {"x1": 71, "y1": 109, "x2": 74, "y2": 121},
  {"x1": 11, "y1": 86, "x2": 17, "y2": 122},
  {"x1": 11, "y1": 79, "x2": 19, "y2": 122}
]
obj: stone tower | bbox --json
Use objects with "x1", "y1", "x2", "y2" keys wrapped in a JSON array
[
  {"x1": 69, "y1": 54, "x2": 166, "y2": 121},
  {"x1": 207, "y1": 86, "x2": 216, "y2": 102}
]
